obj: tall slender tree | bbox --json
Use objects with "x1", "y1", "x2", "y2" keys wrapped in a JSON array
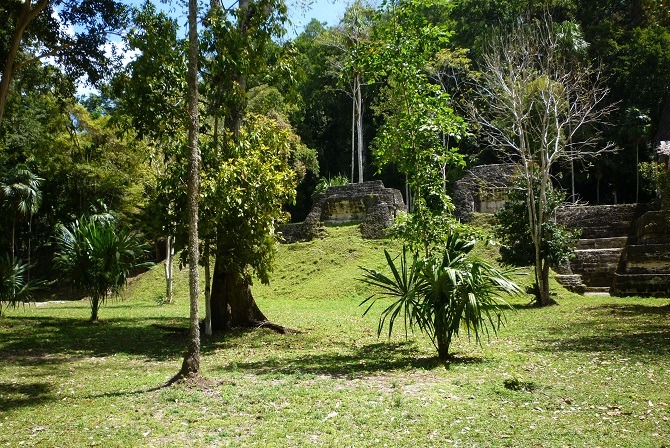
[
  {"x1": 323, "y1": 1, "x2": 374, "y2": 183},
  {"x1": 366, "y1": 0, "x2": 466, "y2": 245},
  {"x1": 477, "y1": 18, "x2": 613, "y2": 306},
  {"x1": 179, "y1": 0, "x2": 202, "y2": 379},
  {"x1": 206, "y1": 0, "x2": 295, "y2": 333}
]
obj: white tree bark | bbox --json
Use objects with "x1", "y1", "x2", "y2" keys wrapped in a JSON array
[{"x1": 476, "y1": 18, "x2": 614, "y2": 306}]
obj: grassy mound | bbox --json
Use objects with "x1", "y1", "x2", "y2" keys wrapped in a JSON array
[{"x1": 1, "y1": 224, "x2": 669, "y2": 447}]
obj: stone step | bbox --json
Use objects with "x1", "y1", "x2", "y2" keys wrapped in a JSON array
[
  {"x1": 554, "y1": 274, "x2": 586, "y2": 294},
  {"x1": 612, "y1": 273, "x2": 670, "y2": 297},
  {"x1": 570, "y1": 248, "x2": 623, "y2": 287},
  {"x1": 619, "y1": 244, "x2": 670, "y2": 274},
  {"x1": 577, "y1": 237, "x2": 629, "y2": 250},
  {"x1": 584, "y1": 286, "x2": 611, "y2": 296},
  {"x1": 579, "y1": 226, "x2": 633, "y2": 239}
]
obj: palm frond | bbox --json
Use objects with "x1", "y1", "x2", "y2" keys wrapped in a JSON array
[{"x1": 360, "y1": 230, "x2": 522, "y2": 361}]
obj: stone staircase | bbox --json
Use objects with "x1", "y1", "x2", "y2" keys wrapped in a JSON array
[
  {"x1": 612, "y1": 210, "x2": 670, "y2": 296},
  {"x1": 555, "y1": 204, "x2": 649, "y2": 296}
]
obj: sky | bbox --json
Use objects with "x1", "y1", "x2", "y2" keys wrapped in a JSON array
[
  {"x1": 143, "y1": 0, "x2": 351, "y2": 36},
  {"x1": 286, "y1": 0, "x2": 350, "y2": 35},
  {"x1": 69, "y1": 0, "x2": 351, "y2": 96}
]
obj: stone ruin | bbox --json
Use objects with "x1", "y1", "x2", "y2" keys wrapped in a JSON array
[
  {"x1": 453, "y1": 163, "x2": 670, "y2": 297},
  {"x1": 277, "y1": 180, "x2": 406, "y2": 243},
  {"x1": 453, "y1": 163, "x2": 516, "y2": 222},
  {"x1": 555, "y1": 204, "x2": 670, "y2": 297}
]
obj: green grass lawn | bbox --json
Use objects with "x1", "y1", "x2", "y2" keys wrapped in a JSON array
[{"x1": 1, "y1": 224, "x2": 669, "y2": 447}]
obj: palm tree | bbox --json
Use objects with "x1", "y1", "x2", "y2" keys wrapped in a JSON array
[
  {"x1": 54, "y1": 216, "x2": 149, "y2": 322},
  {"x1": 0, "y1": 165, "x2": 43, "y2": 267},
  {"x1": 361, "y1": 232, "x2": 521, "y2": 363}
]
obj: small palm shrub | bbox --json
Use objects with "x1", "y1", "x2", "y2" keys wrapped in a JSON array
[
  {"x1": 55, "y1": 217, "x2": 150, "y2": 322},
  {"x1": 0, "y1": 255, "x2": 37, "y2": 316},
  {"x1": 360, "y1": 232, "x2": 521, "y2": 363},
  {"x1": 311, "y1": 174, "x2": 350, "y2": 199}
]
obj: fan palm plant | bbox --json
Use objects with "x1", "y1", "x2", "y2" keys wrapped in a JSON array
[
  {"x1": 55, "y1": 217, "x2": 150, "y2": 322},
  {"x1": 0, "y1": 165, "x2": 43, "y2": 267},
  {"x1": 0, "y1": 255, "x2": 37, "y2": 316},
  {"x1": 360, "y1": 232, "x2": 521, "y2": 363}
]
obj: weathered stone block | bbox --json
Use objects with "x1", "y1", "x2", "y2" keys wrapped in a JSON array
[
  {"x1": 278, "y1": 181, "x2": 406, "y2": 243},
  {"x1": 453, "y1": 164, "x2": 516, "y2": 222},
  {"x1": 612, "y1": 273, "x2": 670, "y2": 297},
  {"x1": 636, "y1": 210, "x2": 670, "y2": 243}
]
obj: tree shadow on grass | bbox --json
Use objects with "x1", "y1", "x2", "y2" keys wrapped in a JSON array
[
  {"x1": 535, "y1": 303, "x2": 670, "y2": 357},
  {"x1": 0, "y1": 316, "x2": 188, "y2": 368},
  {"x1": 216, "y1": 341, "x2": 484, "y2": 378},
  {"x1": 0, "y1": 382, "x2": 53, "y2": 413}
]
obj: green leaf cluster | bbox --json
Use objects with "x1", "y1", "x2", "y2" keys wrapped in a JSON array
[
  {"x1": 54, "y1": 216, "x2": 150, "y2": 321},
  {"x1": 361, "y1": 231, "x2": 520, "y2": 362},
  {"x1": 495, "y1": 175, "x2": 580, "y2": 268},
  {"x1": 0, "y1": 255, "x2": 38, "y2": 315},
  {"x1": 203, "y1": 114, "x2": 300, "y2": 285}
]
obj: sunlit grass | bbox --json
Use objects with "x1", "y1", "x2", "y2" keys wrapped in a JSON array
[{"x1": 1, "y1": 224, "x2": 669, "y2": 447}]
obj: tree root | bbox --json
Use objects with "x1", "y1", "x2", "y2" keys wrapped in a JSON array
[
  {"x1": 250, "y1": 320, "x2": 301, "y2": 334},
  {"x1": 152, "y1": 320, "x2": 301, "y2": 335}
]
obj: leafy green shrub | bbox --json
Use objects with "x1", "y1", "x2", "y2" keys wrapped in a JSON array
[
  {"x1": 640, "y1": 161, "x2": 670, "y2": 209},
  {"x1": 360, "y1": 232, "x2": 521, "y2": 363},
  {"x1": 311, "y1": 174, "x2": 349, "y2": 199},
  {"x1": 494, "y1": 176, "x2": 579, "y2": 304},
  {"x1": 55, "y1": 216, "x2": 150, "y2": 321}
]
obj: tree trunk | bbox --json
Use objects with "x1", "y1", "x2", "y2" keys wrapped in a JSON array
[
  {"x1": 351, "y1": 77, "x2": 356, "y2": 183},
  {"x1": 27, "y1": 216, "x2": 32, "y2": 282},
  {"x1": 206, "y1": 0, "x2": 279, "y2": 335},
  {"x1": 0, "y1": 0, "x2": 49, "y2": 127},
  {"x1": 570, "y1": 158, "x2": 575, "y2": 202},
  {"x1": 178, "y1": 0, "x2": 201, "y2": 379},
  {"x1": 355, "y1": 72, "x2": 364, "y2": 183},
  {"x1": 636, "y1": 141, "x2": 639, "y2": 203},
  {"x1": 165, "y1": 235, "x2": 174, "y2": 304},
  {"x1": 434, "y1": 313, "x2": 451, "y2": 364},
  {"x1": 204, "y1": 239, "x2": 212, "y2": 336},
  {"x1": 90, "y1": 296, "x2": 100, "y2": 322},
  {"x1": 537, "y1": 260, "x2": 555, "y2": 306},
  {"x1": 10, "y1": 219, "x2": 16, "y2": 265},
  {"x1": 210, "y1": 251, "x2": 268, "y2": 332}
]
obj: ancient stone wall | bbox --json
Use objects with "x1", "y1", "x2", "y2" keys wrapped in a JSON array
[
  {"x1": 277, "y1": 181, "x2": 406, "y2": 243},
  {"x1": 613, "y1": 210, "x2": 670, "y2": 297},
  {"x1": 556, "y1": 204, "x2": 648, "y2": 239},
  {"x1": 554, "y1": 204, "x2": 648, "y2": 293},
  {"x1": 453, "y1": 164, "x2": 516, "y2": 222}
]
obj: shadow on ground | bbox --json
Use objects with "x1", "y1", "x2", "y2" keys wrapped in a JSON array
[
  {"x1": 536, "y1": 303, "x2": 670, "y2": 357},
  {"x1": 0, "y1": 316, "x2": 189, "y2": 367},
  {"x1": 0, "y1": 382, "x2": 52, "y2": 413},
  {"x1": 215, "y1": 341, "x2": 483, "y2": 378}
]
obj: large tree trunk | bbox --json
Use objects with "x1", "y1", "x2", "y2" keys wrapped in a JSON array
[
  {"x1": 0, "y1": 0, "x2": 49, "y2": 127},
  {"x1": 210, "y1": 251, "x2": 268, "y2": 332},
  {"x1": 207, "y1": 0, "x2": 280, "y2": 335}
]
